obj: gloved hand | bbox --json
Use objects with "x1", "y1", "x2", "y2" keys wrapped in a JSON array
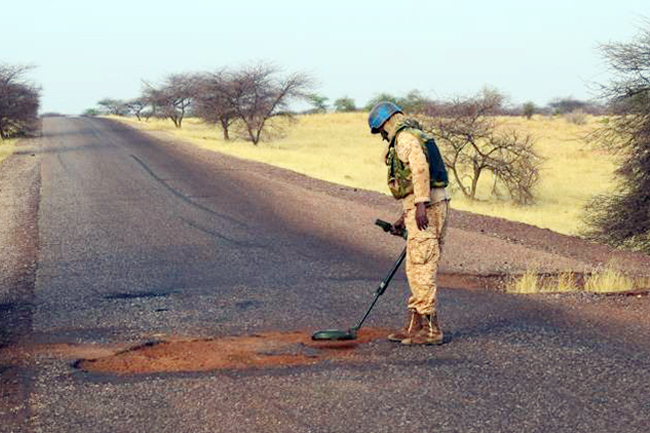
[
  {"x1": 391, "y1": 214, "x2": 406, "y2": 236},
  {"x1": 415, "y1": 202, "x2": 429, "y2": 231}
]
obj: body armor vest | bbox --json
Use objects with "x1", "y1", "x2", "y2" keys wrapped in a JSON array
[{"x1": 386, "y1": 120, "x2": 448, "y2": 200}]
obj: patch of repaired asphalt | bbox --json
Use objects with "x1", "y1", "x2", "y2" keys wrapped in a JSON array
[{"x1": 0, "y1": 328, "x2": 392, "y2": 375}]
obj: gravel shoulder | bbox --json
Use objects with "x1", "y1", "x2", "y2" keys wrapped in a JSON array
[
  {"x1": 0, "y1": 139, "x2": 40, "y2": 432},
  {"x1": 0, "y1": 141, "x2": 39, "y2": 345}
]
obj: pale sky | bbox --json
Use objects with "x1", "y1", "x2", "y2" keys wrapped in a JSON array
[{"x1": 2, "y1": 0, "x2": 649, "y2": 115}]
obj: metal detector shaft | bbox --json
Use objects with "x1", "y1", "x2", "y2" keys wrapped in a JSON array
[
  {"x1": 352, "y1": 245, "x2": 407, "y2": 331},
  {"x1": 312, "y1": 219, "x2": 408, "y2": 341}
]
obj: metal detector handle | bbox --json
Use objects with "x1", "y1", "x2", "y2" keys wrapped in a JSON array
[{"x1": 375, "y1": 219, "x2": 408, "y2": 240}]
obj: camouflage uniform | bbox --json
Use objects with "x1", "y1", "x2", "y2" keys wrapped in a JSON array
[{"x1": 383, "y1": 114, "x2": 449, "y2": 316}]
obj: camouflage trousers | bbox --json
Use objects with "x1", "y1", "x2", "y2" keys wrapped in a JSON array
[{"x1": 404, "y1": 200, "x2": 449, "y2": 315}]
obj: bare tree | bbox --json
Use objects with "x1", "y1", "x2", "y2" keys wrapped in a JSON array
[
  {"x1": 582, "y1": 23, "x2": 650, "y2": 253},
  {"x1": 124, "y1": 98, "x2": 148, "y2": 121},
  {"x1": 97, "y1": 98, "x2": 130, "y2": 116},
  {"x1": 421, "y1": 90, "x2": 542, "y2": 204},
  {"x1": 193, "y1": 71, "x2": 237, "y2": 140},
  {"x1": 219, "y1": 64, "x2": 313, "y2": 144},
  {"x1": 0, "y1": 64, "x2": 40, "y2": 139},
  {"x1": 142, "y1": 73, "x2": 196, "y2": 128}
]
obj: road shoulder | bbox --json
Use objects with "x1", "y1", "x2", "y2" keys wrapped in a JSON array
[{"x1": 0, "y1": 139, "x2": 40, "y2": 432}]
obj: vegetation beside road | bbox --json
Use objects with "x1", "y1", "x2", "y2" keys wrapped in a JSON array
[
  {"x1": 506, "y1": 263, "x2": 650, "y2": 294},
  {"x1": 0, "y1": 139, "x2": 15, "y2": 165},
  {"x1": 112, "y1": 112, "x2": 616, "y2": 237}
]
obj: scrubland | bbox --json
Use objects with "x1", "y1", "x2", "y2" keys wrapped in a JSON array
[{"x1": 115, "y1": 112, "x2": 617, "y2": 237}]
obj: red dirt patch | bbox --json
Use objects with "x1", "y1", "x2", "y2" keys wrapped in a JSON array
[{"x1": 75, "y1": 328, "x2": 391, "y2": 375}]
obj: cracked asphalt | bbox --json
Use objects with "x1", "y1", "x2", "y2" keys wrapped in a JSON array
[{"x1": 1, "y1": 117, "x2": 649, "y2": 432}]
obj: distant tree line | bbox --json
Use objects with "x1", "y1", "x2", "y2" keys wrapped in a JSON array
[
  {"x1": 92, "y1": 63, "x2": 313, "y2": 145},
  {"x1": 358, "y1": 91, "x2": 606, "y2": 119},
  {"x1": 89, "y1": 64, "x2": 609, "y2": 207},
  {"x1": 0, "y1": 64, "x2": 40, "y2": 140}
]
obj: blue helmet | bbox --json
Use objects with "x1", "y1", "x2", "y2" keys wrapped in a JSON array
[{"x1": 368, "y1": 101, "x2": 403, "y2": 134}]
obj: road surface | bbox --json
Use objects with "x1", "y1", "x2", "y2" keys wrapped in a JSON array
[{"x1": 1, "y1": 117, "x2": 649, "y2": 432}]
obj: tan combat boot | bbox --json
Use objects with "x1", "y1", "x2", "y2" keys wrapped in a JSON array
[
  {"x1": 401, "y1": 312, "x2": 444, "y2": 345},
  {"x1": 387, "y1": 309, "x2": 420, "y2": 342}
]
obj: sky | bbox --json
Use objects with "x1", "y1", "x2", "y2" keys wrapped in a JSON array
[{"x1": 1, "y1": 0, "x2": 649, "y2": 115}]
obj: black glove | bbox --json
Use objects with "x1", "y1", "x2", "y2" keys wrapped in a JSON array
[{"x1": 391, "y1": 215, "x2": 406, "y2": 236}]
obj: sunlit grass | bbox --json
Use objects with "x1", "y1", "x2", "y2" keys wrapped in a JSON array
[
  {"x1": 506, "y1": 262, "x2": 650, "y2": 294},
  {"x1": 450, "y1": 115, "x2": 617, "y2": 235},
  {"x1": 0, "y1": 139, "x2": 16, "y2": 165},
  {"x1": 112, "y1": 112, "x2": 617, "y2": 236},
  {"x1": 584, "y1": 262, "x2": 635, "y2": 293},
  {"x1": 505, "y1": 267, "x2": 542, "y2": 294}
]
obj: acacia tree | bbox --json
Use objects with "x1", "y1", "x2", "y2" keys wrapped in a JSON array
[
  {"x1": 522, "y1": 101, "x2": 536, "y2": 119},
  {"x1": 333, "y1": 96, "x2": 356, "y2": 112},
  {"x1": 421, "y1": 90, "x2": 542, "y2": 204},
  {"x1": 142, "y1": 73, "x2": 196, "y2": 128},
  {"x1": 97, "y1": 98, "x2": 130, "y2": 116},
  {"x1": 220, "y1": 64, "x2": 312, "y2": 144},
  {"x1": 0, "y1": 64, "x2": 40, "y2": 139},
  {"x1": 124, "y1": 98, "x2": 148, "y2": 120},
  {"x1": 193, "y1": 71, "x2": 237, "y2": 140},
  {"x1": 582, "y1": 24, "x2": 650, "y2": 253},
  {"x1": 307, "y1": 94, "x2": 328, "y2": 113}
]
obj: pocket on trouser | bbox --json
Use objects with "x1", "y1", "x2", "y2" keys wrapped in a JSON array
[{"x1": 408, "y1": 235, "x2": 437, "y2": 265}]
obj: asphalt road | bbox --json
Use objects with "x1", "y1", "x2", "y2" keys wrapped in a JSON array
[{"x1": 1, "y1": 117, "x2": 650, "y2": 432}]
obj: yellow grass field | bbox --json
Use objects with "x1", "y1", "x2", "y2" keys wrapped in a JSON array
[
  {"x1": 113, "y1": 112, "x2": 618, "y2": 236},
  {"x1": 0, "y1": 139, "x2": 16, "y2": 165}
]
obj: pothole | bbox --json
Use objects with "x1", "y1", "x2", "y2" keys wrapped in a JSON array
[{"x1": 75, "y1": 328, "x2": 390, "y2": 375}]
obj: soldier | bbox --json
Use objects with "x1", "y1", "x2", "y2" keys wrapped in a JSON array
[{"x1": 368, "y1": 101, "x2": 450, "y2": 345}]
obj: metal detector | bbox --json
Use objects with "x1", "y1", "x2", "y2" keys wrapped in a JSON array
[{"x1": 311, "y1": 219, "x2": 407, "y2": 341}]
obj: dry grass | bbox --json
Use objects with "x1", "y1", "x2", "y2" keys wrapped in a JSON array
[
  {"x1": 111, "y1": 112, "x2": 617, "y2": 236},
  {"x1": 0, "y1": 139, "x2": 16, "y2": 165},
  {"x1": 505, "y1": 267, "x2": 542, "y2": 294},
  {"x1": 554, "y1": 271, "x2": 579, "y2": 293},
  {"x1": 506, "y1": 262, "x2": 649, "y2": 294},
  {"x1": 505, "y1": 269, "x2": 579, "y2": 294},
  {"x1": 584, "y1": 262, "x2": 635, "y2": 293}
]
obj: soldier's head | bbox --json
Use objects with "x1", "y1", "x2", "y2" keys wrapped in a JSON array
[{"x1": 368, "y1": 101, "x2": 403, "y2": 142}]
